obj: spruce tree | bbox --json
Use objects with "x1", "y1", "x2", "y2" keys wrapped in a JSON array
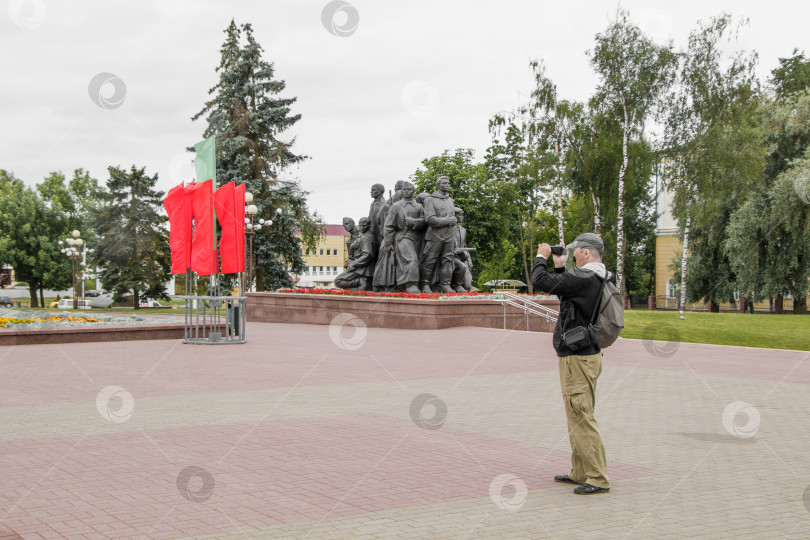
[
  {"x1": 91, "y1": 165, "x2": 170, "y2": 308},
  {"x1": 193, "y1": 20, "x2": 321, "y2": 291}
]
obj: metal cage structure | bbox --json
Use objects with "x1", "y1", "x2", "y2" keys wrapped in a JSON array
[{"x1": 182, "y1": 294, "x2": 246, "y2": 345}]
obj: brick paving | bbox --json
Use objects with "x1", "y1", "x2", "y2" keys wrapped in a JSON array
[{"x1": 1, "y1": 322, "x2": 809, "y2": 539}]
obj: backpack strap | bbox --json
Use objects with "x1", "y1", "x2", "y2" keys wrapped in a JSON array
[{"x1": 588, "y1": 275, "x2": 607, "y2": 326}]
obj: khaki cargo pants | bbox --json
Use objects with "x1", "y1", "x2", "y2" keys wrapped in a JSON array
[{"x1": 559, "y1": 353, "x2": 610, "y2": 488}]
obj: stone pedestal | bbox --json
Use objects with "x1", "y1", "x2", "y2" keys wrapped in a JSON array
[{"x1": 246, "y1": 292, "x2": 559, "y2": 333}]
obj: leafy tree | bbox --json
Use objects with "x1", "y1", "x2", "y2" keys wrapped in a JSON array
[
  {"x1": 726, "y1": 90, "x2": 810, "y2": 313},
  {"x1": 590, "y1": 9, "x2": 677, "y2": 296},
  {"x1": 487, "y1": 59, "x2": 585, "y2": 291},
  {"x1": 411, "y1": 149, "x2": 511, "y2": 287},
  {"x1": 91, "y1": 165, "x2": 170, "y2": 308},
  {"x1": 500, "y1": 60, "x2": 582, "y2": 244},
  {"x1": 565, "y1": 104, "x2": 658, "y2": 297},
  {"x1": 566, "y1": 107, "x2": 613, "y2": 235},
  {"x1": 192, "y1": 19, "x2": 321, "y2": 290},
  {"x1": 37, "y1": 168, "x2": 101, "y2": 230},
  {"x1": 37, "y1": 169, "x2": 103, "y2": 289},
  {"x1": 485, "y1": 121, "x2": 547, "y2": 291},
  {"x1": 661, "y1": 13, "x2": 762, "y2": 314},
  {"x1": 770, "y1": 49, "x2": 810, "y2": 100},
  {"x1": 0, "y1": 170, "x2": 71, "y2": 306}
]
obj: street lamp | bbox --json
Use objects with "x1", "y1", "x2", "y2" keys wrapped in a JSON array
[
  {"x1": 244, "y1": 194, "x2": 282, "y2": 293},
  {"x1": 245, "y1": 194, "x2": 258, "y2": 293},
  {"x1": 80, "y1": 248, "x2": 95, "y2": 300},
  {"x1": 60, "y1": 230, "x2": 84, "y2": 309}
]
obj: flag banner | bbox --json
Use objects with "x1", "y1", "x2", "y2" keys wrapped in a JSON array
[
  {"x1": 190, "y1": 179, "x2": 217, "y2": 275},
  {"x1": 163, "y1": 182, "x2": 193, "y2": 274},
  {"x1": 193, "y1": 135, "x2": 217, "y2": 184},
  {"x1": 214, "y1": 182, "x2": 242, "y2": 274},
  {"x1": 234, "y1": 183, "x2": 246, "y2": 272},
  {"x1": 194, "y1": 135, "x2": 217, "y2": 251}
]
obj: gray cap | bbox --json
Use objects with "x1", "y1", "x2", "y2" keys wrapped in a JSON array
[{"x1": 567, "y1": 233, "x2": 604, "y2": 255}]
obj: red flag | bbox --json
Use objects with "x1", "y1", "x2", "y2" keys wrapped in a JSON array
[
  {"x1": 190, "y1": 179, "x2": 217, "y2": 276},
  {"x1": 214, "y1": 182, "x2": 241, "y2": 274},
  {"x1": 163, "y1": 183, "x2": 192, "y2": 274},
  {"x1": 234, "y1": 183, "x2": 246, "y2": 272}
]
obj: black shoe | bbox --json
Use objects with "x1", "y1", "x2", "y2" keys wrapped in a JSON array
[
  {"x1": 553, "y1": 474, "x2": 580, "y2": 484},
  {"x1": 573, "y1": 483, "x2": 609, "y2": 495}
]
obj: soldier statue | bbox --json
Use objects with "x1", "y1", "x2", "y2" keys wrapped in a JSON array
[
  {"x1": 384, "y1": 181, "x2": 425, "y2": 294},
  {"x1": 451, "y1": 207, "x2": 473, "y2": 292},
  {"x1": 368, "y1": 183, "x2": 386, "y2": 258},
  {"x1": 334, "y1": 217, "x2": 375, "y2": 291},
  {"x1": 342, "y1": 217, "x2": 359, "y2": 258},
  {"x1": 419, "y1": 176, "x2": 457, "y2": 293},
  {"x1": 373, "y1": 181, "x2": 404, "y2": 291}
]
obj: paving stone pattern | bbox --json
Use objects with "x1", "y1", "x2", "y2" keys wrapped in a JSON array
[{"x1": 0, "y1": 323, "x2": 808, "y2": 539}]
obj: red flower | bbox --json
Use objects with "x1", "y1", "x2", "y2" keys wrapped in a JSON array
[{"x1": 277, "y1": 287, "x2": 493, "y2": 299}]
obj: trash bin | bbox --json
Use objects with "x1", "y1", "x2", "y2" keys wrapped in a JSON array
[{"x1": 226, "y1": 301, "x2": 240, "y2": 337}]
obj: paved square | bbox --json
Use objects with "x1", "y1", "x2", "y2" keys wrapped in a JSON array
[{"x1": 1, "y1": 322, "x2": 808, "y2": 539}]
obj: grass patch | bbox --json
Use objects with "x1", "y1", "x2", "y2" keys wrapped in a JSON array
[{"x1": 623, "y1": 310, "x2": 810, "y2": 351}]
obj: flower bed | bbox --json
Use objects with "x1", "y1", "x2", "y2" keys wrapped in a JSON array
[
  {"x1": 277, "y1": 287, "x2": 550, "y2": 300},
  {"x1": 0, "y1": 314, "x2": 100, "y2": 328},
  {"x1": 0, "y1": 309, "x2": 185, "y2": 330}
]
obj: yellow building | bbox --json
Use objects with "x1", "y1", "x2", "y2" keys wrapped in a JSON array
[
  {"x1": 294, "y1": 224, "x2": 350, "y2": 288},
  {"x1": 654, "y1": 179, "x2": 807, "y2": 312}
]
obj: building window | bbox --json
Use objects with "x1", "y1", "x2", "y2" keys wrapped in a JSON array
[
  {"x1": 326, "y1": 249, "x2": 331, "y2": 255},
  {"x1": 666, "y1": 278, "x2": 677, "y2": 299},
  {"x1": 320, "y1": 249, "x2": 324, "y2": 255}
]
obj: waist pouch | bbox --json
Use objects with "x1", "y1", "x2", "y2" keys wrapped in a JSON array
[{"x1": 562, "y1": 325, "x2": 591, "y2": 351}]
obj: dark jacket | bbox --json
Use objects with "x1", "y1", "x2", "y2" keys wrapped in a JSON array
[{"x1": 530, "y1": 256, "x2": 610, "y2": 357}]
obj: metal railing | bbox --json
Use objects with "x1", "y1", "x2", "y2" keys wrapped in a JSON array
[
  {"x1": 183, "y1": 295, "x2": 246, "y2": 345},
  {"x1": 493, "y1": 292, "x2": 558, "y2": 331}
]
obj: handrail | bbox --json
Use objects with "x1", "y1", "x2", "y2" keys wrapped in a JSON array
[
  {"x1": 492, "y1": 292, "x2": 559, "y2": 324},
  {"x1": 499, "y1": 299, "x2": 558, "y2": 322},
  {"x1": 498, "y1": 292, "x2": 559, "y2": 321}
]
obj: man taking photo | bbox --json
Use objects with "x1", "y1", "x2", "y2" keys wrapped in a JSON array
[{"x1": 531, "y1": 232, "x2": 611, "y2": 495}]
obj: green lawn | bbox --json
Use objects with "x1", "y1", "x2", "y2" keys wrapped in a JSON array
[{"x1": 623, "y1": 310, "x2": 810, "y2": 351}]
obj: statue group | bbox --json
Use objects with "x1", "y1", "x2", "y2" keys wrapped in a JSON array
[{"x1": 335, "y1": 176, "x2": 474, "y2": 294}]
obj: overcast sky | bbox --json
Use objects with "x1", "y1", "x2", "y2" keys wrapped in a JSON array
[{"x1": 1, "y1": 0, "x2": 806, "y2": 224}]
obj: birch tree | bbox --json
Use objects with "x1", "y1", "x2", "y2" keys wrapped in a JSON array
[
  {"x1": 518, "y1": 60, "x2": 581, "y2": 245},
  {"x1": 486, "y1": 120, "x2": 546, "y2": 292},
  {"x1": 590, "y1": 10, "x2": 676, "y2": 297},
  {"x1": 489, "y1": 60, "x2": 580, "y2": 290},
  {"x1": 661, "y1": 13, "x2": 761, "y2": 316}
]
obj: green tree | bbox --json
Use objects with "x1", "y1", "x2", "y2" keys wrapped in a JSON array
[
  {"x1": 91, "y1": 165, "x2": 170, "y2": 308},
  {"x1": 37, "y1": 169, "x2": 103, "y2": 290},
  {"x1": 661, "y1": 14, "x2": 763, "y2": 313},
  {"x1": 192, "y1": 20, "x2": 321, "y2": 290},
  {"x1": 590, "y1": 9, "x2": 677, "y2": 296},
  {"x1": 725, "y1": 90, "x2": 810, "y2": 314},
  {"x1": 37, "y1": 168, "x2": 101, "y2": 229},
  {"x1": 485, "y1": 119, "x2": 551, "y2": 292},
  {"x1": 0, "y1": 171, "x2": 72, "y2": 306},
  {"x1": 488, "y1": 59, "x2": 584, "y2": 292},
  {"x1": 411, "y1": 149, "x2": 511, "y2": 287},
  {"x1": 770, "y1": 49, "x2": 810, "y2": 100}
]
